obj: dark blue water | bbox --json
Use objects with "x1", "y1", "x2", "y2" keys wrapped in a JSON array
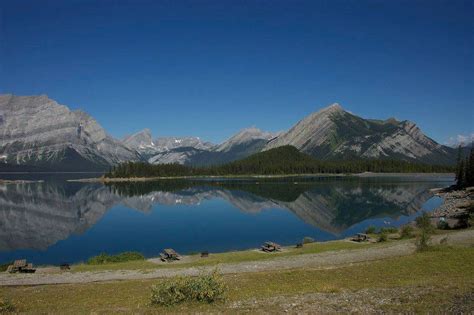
[{"x1": 0, "y1": 175, "x2": 452, "y2": 265}]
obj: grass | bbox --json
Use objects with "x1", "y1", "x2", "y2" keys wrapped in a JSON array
[
  {"x1": 87, "y1": 251, "x2": 145, "y2": 265},
  {"x1": 72, "y1": 240, "x2": 367, "y2": 272},
  {"x1": 1, "y1": 245, "x2": 472, "y2": 313}
]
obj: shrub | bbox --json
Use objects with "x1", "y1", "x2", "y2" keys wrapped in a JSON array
[
  {"x1": 0, "y1": 262, "x2": 12, "y2": 272},
  {"x1": 0, "y1": 298, "x2": 15, "y2": 313},
  {"x1": 400, "y1": 225, "x2": 414, "y2": 239},
  {"x1": 415, "y1": 212, "x2": 434, "y2": 234},
  {"x1": 150, "y1": 270, "x2": 227, "y2": 306},
  {"x1": 415, "y1": 212, "x2": 434, "y2": 252},
  {"x1": 378, "y1": 232, "x2": 388, "y2": 242},
  {"x1": 437, "y1": 219, "x2": 450, "y2": 230},
  {"x1": 302, "y1": 237, "x2": 315, "y2": 244},
  {"x1": 380, "y1": 227, "x2": 398, "y2": 234},
  {"x1": 365, "y1": 226, "x2": 377, "y2": 234},
  {"x1": 87, "y1": 251, "x2": 145, "y2": 265},
  {"x1": 416, "y1": 229, "x2": 431, "y2": 251}
]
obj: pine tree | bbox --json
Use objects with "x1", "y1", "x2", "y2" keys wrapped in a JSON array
[{"x1": 455, "y1": 145, "x2": 463, "y2": 184}]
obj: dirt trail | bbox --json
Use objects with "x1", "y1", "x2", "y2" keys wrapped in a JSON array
[{"x1": 1, "y1": 230, "x2": 472, "y2": 286}]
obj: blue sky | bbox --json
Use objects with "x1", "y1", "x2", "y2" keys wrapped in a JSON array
[{"x1": 0, "y1": 0, "x2": 472, "y2": 144}]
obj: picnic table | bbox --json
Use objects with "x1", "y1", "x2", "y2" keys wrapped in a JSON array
[
  {"x1": 261, "y1": 241, "x2": 281, "y2": 252},
  {"x1": 351, "y1": 233, "x2": 369, "y2": 242},
  {"x1": 160, "y1": 248, "x2": 181, "y2": 262},
  {"x1": 6, "y1": 259, "x2": 36, "y2": 273}
]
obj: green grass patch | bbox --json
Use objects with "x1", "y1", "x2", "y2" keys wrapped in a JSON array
[
  {"x1": 87, "y1": 251, "x2": 145, "y2": 265},
  {"x1": 0, "y1": 297, "x2": 15, "y2": 313},
  {"x1": 74, "y1": 240, "x2": 366, "y2": 272}
]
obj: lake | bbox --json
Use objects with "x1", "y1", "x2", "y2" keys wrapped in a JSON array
[{"x1": 0, "y1": 174, "x2": 453, "y2": 265}]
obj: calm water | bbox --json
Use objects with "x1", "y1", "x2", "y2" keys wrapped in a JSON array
[{"x1": 0, "y1": 174, "x2": 453, "y2": 265}]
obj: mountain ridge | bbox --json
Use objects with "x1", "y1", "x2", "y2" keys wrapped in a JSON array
[{"x1": 0, "y1": 94, "x2": 461, "y2": 170}]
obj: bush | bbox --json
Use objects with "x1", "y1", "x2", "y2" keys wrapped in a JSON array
[
  {"x1": 415, "y1": 212, "x2": 434, "y2": 252},
  {"x1": 380, "y1": 227, "x2": 398, "y2": 234},
  {"x1": 0, "y1": 262, "x2": 12, "y2": 272},
  {"x1": 415, "y1": 212, "x2": 434, "y2": 234},
  {"x1": 378, "y1": 232, "x2": 388, "y2": 242},
  {"x1": 416, "y1": 229, "x2": 431, "y2": 251},
  {"x1": 400, "y1": 225, "x2": 414, "y2": 239},
  {"x1": 150, "y1": 271, "x2": 227, "y2": 306},
  {"x1": 437, "y1": 219, "x2": 450, "y2": 230},
  {"x1": 365, "y1": 226, "x2": 377, "y2": 234},
  {"x1": 87, "y1": 251, "x2": 145, "y2": 265},
  {"x1": 302, "y1": 237, "x2": 315, "y2": 244},
  {"x1": 0, "y1": 298, "x2": 15, "y2": 313}
]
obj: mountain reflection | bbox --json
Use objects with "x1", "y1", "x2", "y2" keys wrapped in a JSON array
[{"x1": 0, "y1": 178, "x2": 444, "y2": 251}]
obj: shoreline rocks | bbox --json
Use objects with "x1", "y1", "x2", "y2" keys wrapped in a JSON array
[{"x1": 431, "y1": 186, "x2": 473, "y2": 228}]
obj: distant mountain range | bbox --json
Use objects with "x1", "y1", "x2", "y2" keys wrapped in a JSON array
[{"x1": 0, "y1": 94, "x2": 463, "y2": 171}]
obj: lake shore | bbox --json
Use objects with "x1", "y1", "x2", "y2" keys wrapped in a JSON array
[
  {"x1": 1, "y1": 229, "x2": 472, "y2": 286},
  {"x1": 1, "y1": 229, "x2": 472, "y2": 313},
  {"x1": 68, "y1": 172, "x2": 454, "y2": 183},
  {"x1": 430, "y1": 186, "x2": 473, "y2": 227}
]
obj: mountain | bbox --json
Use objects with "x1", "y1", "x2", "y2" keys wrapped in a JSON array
[
  {"x1": 148, "y1": 127, "x2": 276, "y2": 166},
  {"x1": 122, "y1": 128, "x2": 154, "y2": 154},
  {"x1": 0, "y1": 94, "x2": 138, "y2": 171},
  {"x1": 0, "y1": 94, "x2": 459, "y2": 171},
  {"x1": 213, "y1": 127, "x2": 277, "y2": 153},
  {"x1": 122, "y1": 128, "x2": 215, "y2": 164},
  {"x1": 265, "y1": 103, "x2": 457, "y2": 165}
]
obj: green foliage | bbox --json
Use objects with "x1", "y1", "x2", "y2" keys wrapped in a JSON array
[
  {"x1": 365, "y1": 226, "x2": 377, "y2": 234},
  {"x1": 302, "y1": 237, "x2": 315, "y2": 244},
  {"x1": 455, "y1": 147, "x2": 474, "y2": 188},
  {"x1": 415, "y1": 212, "x2": 434, "y2": 251},
  {"x1": 400, "y1": 225, "x2": 414, "y2": 239},
  {"x1": 380, "y1": 227, "x2": 398, "y2": 234},
  {"x1": 87, "y1": 252, "x2": 145, "y2": 265},
  {"x1": 0, "y1": 262, "x2": 12, "y2": 272},
  {"x1": 106, "y1": 146, "x2": 455, "y2": 178},
  {"x1": 415, "y1": 212, "x2": 435, "y2": 234},
  {"x1": 0, "y1": 298, "x2": 15, "y2": 313},
  {"x1": 416, "y1": 229, "x2": 431, "y2": 252},
  {"x1": 150, "y1": 271, "x2": 227, "y2": 306},
  {"x1": 378, "y1": 232, "x2": 388, "y2": 242}
]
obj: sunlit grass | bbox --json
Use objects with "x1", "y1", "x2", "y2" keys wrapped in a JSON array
[{"x1": 1, "y1": 245, "x2": 472, "y2": 313}]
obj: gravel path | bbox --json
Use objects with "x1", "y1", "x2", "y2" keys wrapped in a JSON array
[{"x1": 1, "y1": 230, "x2": 472, "y2": 287}]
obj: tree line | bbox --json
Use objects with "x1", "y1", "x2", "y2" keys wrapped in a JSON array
[
  {"x1": 455, "y1": 146, "x2": 474, "y2": 188},
  {"x1": 105, "y1": 146, "x2": 455, "y2": 178}
]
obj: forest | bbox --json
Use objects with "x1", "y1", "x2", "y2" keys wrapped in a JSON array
[{"x1": 105, "y1": 146, "x2": 455, "y2": 178}]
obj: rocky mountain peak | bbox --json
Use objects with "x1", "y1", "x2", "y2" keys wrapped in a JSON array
[
  {"x1": 122, "y1": 129, "x2": 154, "y2": 149},
  {"x1": 0, "y1": 94, "x2": 138, "y2": 170},
  {"x1": 214, "y1": 127, "x2": 275, "y2": 152}
]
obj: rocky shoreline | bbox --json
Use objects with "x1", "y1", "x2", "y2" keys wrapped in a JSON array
[{"x1": 430, "y1": 186, "x2": 473, "y2": 228}]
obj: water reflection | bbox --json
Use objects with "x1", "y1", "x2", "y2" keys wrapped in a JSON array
[{"x1": 0, "y1": 177, "x2": 451, "y2": 255}]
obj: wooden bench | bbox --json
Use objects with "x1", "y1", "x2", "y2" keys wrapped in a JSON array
[
  {"x1": 261, "y1": 241, "x2": 281, "y2": 252},
  {"x1": 160, "y1": 249, "x2": 180, "y2": 262},
  {"x1": 351, "y1": 233, "x2": 369, "y2": 242},
  {"x1": 296, "y1": 243, "x2": 303, "y2": 248},
  {"x1": 201, "y1": 251, "x2": 209, "y2": 258},
  {"x1": 7, "y1": 259, "x2": 36, "y2": 273}
]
